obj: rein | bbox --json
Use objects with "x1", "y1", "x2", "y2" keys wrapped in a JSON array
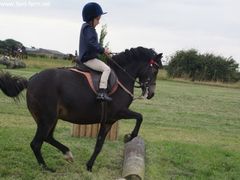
[
  {"x1": 107, "y1": 55, "x2": 144, "y2": 100},
  {"x1": 107, "y1": 56, "x2": 142, "y2": 88},
  {"x1": 117, "y1": 80, "x2": 144, "y2": 100}
]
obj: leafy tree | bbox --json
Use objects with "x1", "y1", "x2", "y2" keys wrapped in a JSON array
[
  {"x1": 0, "y1": 39, "x2": 25, "y2": 57},
  {"x1": 167, "y1": 49, "x2": 239, "y2": 82},
  {"x1": 0, "y1": 40, "x2": 7, "y2": 54},
  {"x1": 98, "y1": 24, "x2": 109, "y2": 63}
]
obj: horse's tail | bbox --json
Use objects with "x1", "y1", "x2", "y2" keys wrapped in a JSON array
[{"x1": 0, "y1": 71, "x2": 28, "y2": 97}]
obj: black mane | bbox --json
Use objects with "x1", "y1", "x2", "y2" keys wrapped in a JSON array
[{"x1": 112, "y1": 47, "x2": 157, "y2": 65}]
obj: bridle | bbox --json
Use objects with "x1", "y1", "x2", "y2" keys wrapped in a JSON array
[
  {"x1": 108, "y1": 54, "x2": 160, "y2": 100},
  {"x1": 137, "y1": 58, "x2": 161, "y2": 98}
]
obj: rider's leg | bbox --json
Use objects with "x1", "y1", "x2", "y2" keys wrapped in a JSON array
[{"x1": 83, "y1": 59, "x2": 112, "y2": 101}]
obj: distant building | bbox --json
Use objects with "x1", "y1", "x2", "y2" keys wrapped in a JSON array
[{"x1": 26, "y1": 47, "x2": 66, "y2": 59}]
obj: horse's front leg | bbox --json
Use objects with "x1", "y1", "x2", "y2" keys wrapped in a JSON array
[
  {"x1": 86, "y1": 123, "x2": 112, "y2": 172},
  {"x1": 117, "y1": 109, "x2": 143, "y2": 142}
]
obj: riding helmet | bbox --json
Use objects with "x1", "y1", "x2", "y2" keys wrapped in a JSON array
[{"x1": 82, "y1": 2, "x2": 107, "y2": 22}]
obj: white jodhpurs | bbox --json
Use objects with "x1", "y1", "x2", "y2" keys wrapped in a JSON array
[{"x1": 83, "y1": 58, "x2": 111, "y2": 89}]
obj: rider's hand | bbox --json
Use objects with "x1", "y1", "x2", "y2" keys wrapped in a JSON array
[{"x1": 104, "y1": 48, "x2": 111, "y2": 57}]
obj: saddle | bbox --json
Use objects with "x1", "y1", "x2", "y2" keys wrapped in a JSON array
[{"x1": 70, "y1": 63, "x2": 118, "y2": 95}]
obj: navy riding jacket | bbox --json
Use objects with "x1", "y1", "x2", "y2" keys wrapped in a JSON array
[{"x1": 78, "y1": 23, "x2": 104, "y2": 63}]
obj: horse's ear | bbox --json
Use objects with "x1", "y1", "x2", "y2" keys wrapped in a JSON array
[
  {"x1": 157, "y1": 53, "x2": 163, "y2": 58},
  {"x1": 155, "y1": 53, "x2": 163, "y2": 68},
  {"x1": 154, "y1": 53, "x2": 163, "y2": 60}
]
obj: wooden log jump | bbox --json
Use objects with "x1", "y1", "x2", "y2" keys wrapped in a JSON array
[
  {"x1": 71, "y1": 122, "x2": 118, "y2": 141},
  {"x1": 122, "y1": 136, "x2": 145, "y2": 180}
]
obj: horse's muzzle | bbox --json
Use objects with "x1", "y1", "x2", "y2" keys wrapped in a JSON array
[
  {"x1": 147, "y1": 92, "x2": 154, "y2": 99},
  {"x1": 147, "y1": 84, "x2": 156, "y2": 99}
]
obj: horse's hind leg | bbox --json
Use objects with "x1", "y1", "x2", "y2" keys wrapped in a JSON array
[
  {"x1": 30, "y1": 123, "x2": 56, "y2": 172},
  {"x1": 45, "y1": 125, "x2": 73, "y2": 162}
]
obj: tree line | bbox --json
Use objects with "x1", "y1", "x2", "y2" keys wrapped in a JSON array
[
  {"x1": 166, "y1": 49, "x2": 240, "y2": 82},
  {"x1": 0, "y1": 39, "x2": 26, "y2": 58},
  {"x1": 1, "y1": 38, "x2": 239, "y2": 82},
  {"x1": 0, "y1": 39, "x2": 75, "y2": 60}
]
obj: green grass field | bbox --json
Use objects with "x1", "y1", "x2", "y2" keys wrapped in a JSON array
[{"x1": 0, "y1": 57, "x2": 240, "y2": 179}]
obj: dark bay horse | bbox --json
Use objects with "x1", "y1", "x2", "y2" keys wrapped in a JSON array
[{"x1": 0, "y1": 47, "x2": 162, "y2": 172}]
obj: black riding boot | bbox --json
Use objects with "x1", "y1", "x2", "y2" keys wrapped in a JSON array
[{"x1": 96, "y1": 89, "x2": 112, "y2": 102}]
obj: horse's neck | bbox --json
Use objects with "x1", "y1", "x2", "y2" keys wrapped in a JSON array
[{"x1": 111, "y1": 62, "x2": 137, "y2": 92}]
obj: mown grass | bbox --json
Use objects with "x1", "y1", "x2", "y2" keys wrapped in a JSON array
[
  {"x1": 23, "y1": 57, "x2": 72, "y2": 69},
  {"x1": 130, "y1": 81, "x2": 240, "y2": 179},
  {"x1": 157, "y1": 69, "x2": 240, "y2": 89},
  {"x1": 0, "y1": 57, "x2": 240, "y2": 179}
]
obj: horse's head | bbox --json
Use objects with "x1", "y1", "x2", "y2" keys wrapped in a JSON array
[
  {"x1": 111, "y1": 47, "x2": 163, "y2": 99},
  {"x1": 137, "y1": 48, "x2": 163, "y2": 99}
]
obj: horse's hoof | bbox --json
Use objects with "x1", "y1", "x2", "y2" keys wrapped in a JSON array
[
  {"x1": 87, "y1": 167, "x2": 92, "y2": 172},
  {"x1": 86, "y1": 164, "x2": 92, "y2": 172},
  {"x1": 40, "y1": 164, "x2": 56, "y2": 173},
  {"x1": 124, "y1": 134, "x2": 132, "y2": 143},
  {"x1": 64, "y1": 151, "x2": 74, "y2": 163}
]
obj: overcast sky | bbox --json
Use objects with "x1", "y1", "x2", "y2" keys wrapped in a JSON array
[{"x1": 0, "y1": 0, "x2": 239, "y2": 64}]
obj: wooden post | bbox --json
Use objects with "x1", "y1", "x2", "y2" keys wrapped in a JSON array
[
  {"x1": 72, "y1": 122, "x2": 118, "y2": 140},
  {"x1": 85, "y1": 124, "x2": 92, "y2": 137},
  {"x1": 91, "y1": 123, "x2": 99, "y2": 137},
  {"x1": 109, "y1": 122, "x2": 118, "y2": 141},
  {"x1": 122, "y1": 136, "x2": 145, "y2": 180},
  {"x1": 79, "y1": 125, "x2": 86, "y2": 137},
  {"x1": 72, "y1": 123, "x2": 79, "y2": 137}
]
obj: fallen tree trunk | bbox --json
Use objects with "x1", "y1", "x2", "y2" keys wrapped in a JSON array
[{"x1": 122, "y1": 136, "x2": 145, "y2": 180}]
